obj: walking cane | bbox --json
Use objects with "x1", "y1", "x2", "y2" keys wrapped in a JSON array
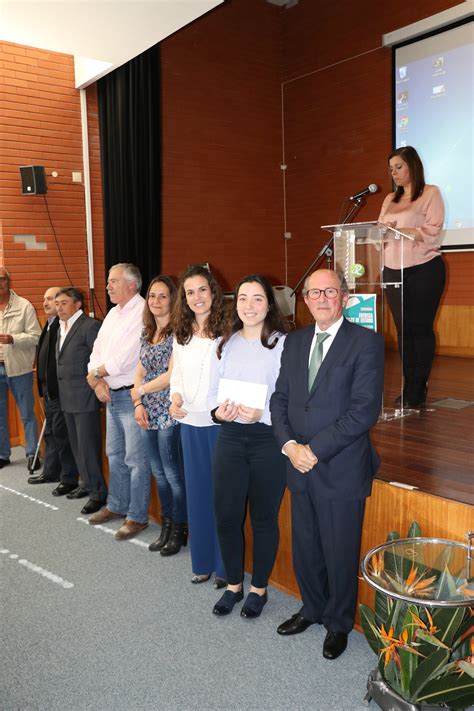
[{"x1": 28, "y1": 417, "x2": 47, "y2": 473}]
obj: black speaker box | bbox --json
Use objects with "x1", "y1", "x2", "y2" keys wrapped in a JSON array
[{"x1": 20, "y1": 165, "x2": 47, "y2": 195}]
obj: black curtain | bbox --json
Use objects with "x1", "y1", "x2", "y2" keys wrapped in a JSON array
[{"x1": 98, "y1": 44, "x2": 161, "y2": 297}]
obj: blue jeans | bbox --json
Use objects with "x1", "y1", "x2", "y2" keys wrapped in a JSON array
[
  {"x1": 0, "y1": 366, "x2": 38, "y2": 459},
  {"x1": 105, "y1": 389, "x2": 151, "y2": 524},
  {"x1": 143, "y1": 425, "x2": 187, "y2": 524}
]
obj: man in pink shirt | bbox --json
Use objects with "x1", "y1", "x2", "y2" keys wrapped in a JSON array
[{"x1": 87, "y1": 263, "x2": 151, "y2": 539}]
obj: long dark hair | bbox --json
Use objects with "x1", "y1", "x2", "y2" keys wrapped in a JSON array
[
  {"x1": 143, "y1": 275, "x2": 177, "y2": 343},
  {"x1": 217, "y1": 274, "x2": 289, "y2": 358},
  {"x1": 388, "y1": 146, "x2": 425, "y2": 203},
  {"x1": 171, "y1": 264, "x2": 226, "y2": 345}
]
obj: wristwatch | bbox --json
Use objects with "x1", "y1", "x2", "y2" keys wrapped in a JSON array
[
  {"x1": 138, "y1": 385, "x2": 146, "y2": 397},
  {"x1": 93, "y1": 368, "x2": 101, "y2": 379}
]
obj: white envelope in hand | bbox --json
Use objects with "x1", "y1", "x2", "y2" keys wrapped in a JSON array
[{"x1": 217, "y1": 378, "x2": 268, "y2": 410}]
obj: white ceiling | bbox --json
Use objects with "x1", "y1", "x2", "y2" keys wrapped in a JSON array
[{"x1": 0, "y1": 0, "x2": 223, "y2": 87}]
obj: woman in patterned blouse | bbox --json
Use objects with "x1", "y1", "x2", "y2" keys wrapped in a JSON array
[{"x1": 131, "y1": 275, "x2": 187, "y2": 556}]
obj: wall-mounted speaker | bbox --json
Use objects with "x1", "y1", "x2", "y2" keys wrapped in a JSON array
[{"x1": 19, "y1": 165, "x2": 47, "y2": 195}]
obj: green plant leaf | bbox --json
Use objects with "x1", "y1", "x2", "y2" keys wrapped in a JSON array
[
  {"x1": 375, "y1": 589, "x2": 392, "y2": 627},
  {"x1": 409, "y1": 647, "x2": 450, "y2": 701},
  {"x1": 386, "y1": 599, "x2": 407, "y2": 637},
  {"x1": 383, "y1": 570, "x2": 413, "y2": 595},
  {"x1": 456, "y1": 660, "x2": 474, "y2": 678},
  {"x1": 377, "y1": 653, "x2": 385, "y2": 677},
  {"x1": 406, "y1": 520, "x2": 422, "y2": 538},
  {"x1": 385, "y1": 659, "x2": 402, "y2": 696},
  {"x1": 399, "y1": 647, "x2": 419, "y2": 694},
  {"x1": 456, "y1": 637, "x2": 473, "y2": 661},
  {"x1": 436, "y1": 563, "x2": 463, "y2": 601},
  {"x1": 451, "y1": 616, "x2": 474, "y2": 653},
  {"x1": 386, "y1": 530, "x2": 400, "y2": 542},
  {"x1": 416, "y1": 673, "x2": 474, "y2": 705},
  {"x1": 399, "y1": 606, "x2": 419, "y2": 693},
  {"x1": 432, "y1": 605, "x2": 469, "y2": 646},
  {"x1": 450, "y1": 690, "x2": 474, "y2": 709},
  {"x1": 416, "y1": 628, "x2": 450, "y2": 649},
  {"x1": 431, "y1": 544, "x2": 457, "y2": 575},
  {"x1": 359, "y1": 604, "x2": 380, "y2": 656}
]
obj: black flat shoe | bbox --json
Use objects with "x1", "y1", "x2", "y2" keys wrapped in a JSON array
[
  {"x1": 52, "y1": 482, "x2": 77, "y2": 497},
  {"x1": 277, "y1": 613, "x2": 315, "y2": 636},
  {"x1": 323, "y1": 631, "x2": 348, "y2": 660},
  {"x1": 27, "y1": 456, "x2": 41, "y2": 472},
  {"x1": 81, "y1": 499, "x2": 106, "y2": 515},
  {"x1": 0, "y1": 458, "x2": 10, "y2": 468},
  {"x1": 241, "y1": 591, "x2": 267, "y2": 618},
  {"x1": 213, "y1": 576, "x2": 227, "y2": 589},
  {"x1": 213, "y1": 589, "x2": 244, "y2": 616},
  {"x1": 28, "y1": 473, "x2": 60, "y2": 485},
  {"x1": 66, "y1": 487, "x2": 88, "y2": 500}
]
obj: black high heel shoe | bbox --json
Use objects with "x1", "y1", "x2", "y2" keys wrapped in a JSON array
[
  {"x1": 149, "y1": 517, "x2": 172, "y2": 552},
  {"x1": 160, "y1": 522, "x2": 188, "y2": 557}
]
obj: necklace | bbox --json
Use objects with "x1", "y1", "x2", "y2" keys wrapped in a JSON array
[{"x1": 182, "y1": 338, "x2": 213, "y2": 405}]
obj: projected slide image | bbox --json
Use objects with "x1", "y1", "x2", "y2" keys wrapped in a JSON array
[{"x1": 395, "y1": 22, "x2": 474, "y2": 249}]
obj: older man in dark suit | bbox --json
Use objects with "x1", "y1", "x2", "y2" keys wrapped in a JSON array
[
  {"x1": 270, "y1": 269, "x2": 384, "y2": 660},
  {"x1": 28, "y1": 287, "x2": 78, "y2": 490},
  {"x1": 56, "y1": 287, "x2": 107, "y2": 514}
]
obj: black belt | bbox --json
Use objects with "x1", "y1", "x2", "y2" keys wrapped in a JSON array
[{"x1": 110, "y1": 384, "x2": 133, "y2": 392}]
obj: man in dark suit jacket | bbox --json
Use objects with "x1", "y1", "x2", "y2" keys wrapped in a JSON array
[
  {"x1": 56, "y1": 287, "x2": 107, "y2": 515},
  {"x1": 28, "y1": 287, "x2": 78, "y2": 492},
  {"x1": 270, "y1": 269, "x2": 384, "y2": 660}
]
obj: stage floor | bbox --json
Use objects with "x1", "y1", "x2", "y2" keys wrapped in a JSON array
[{"x1": 374, "y1": 352, "x2": 474, "y2": 506}]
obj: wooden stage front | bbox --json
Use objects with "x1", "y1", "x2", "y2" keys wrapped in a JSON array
[
  {"x1": 8, "y1": 352, "x2": 474, "y2": 613},
  {"x1": 267, "y1": 352, "x2": 473, "y2": 613}
]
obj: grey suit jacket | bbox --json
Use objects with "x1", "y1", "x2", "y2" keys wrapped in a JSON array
[{"x1": 56, "y1": 313, "x2": 101, "y2": 413}]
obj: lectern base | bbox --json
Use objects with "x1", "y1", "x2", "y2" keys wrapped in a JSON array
[{"x1": 379, "y1": 406, "x2": 419, "y2": 422}]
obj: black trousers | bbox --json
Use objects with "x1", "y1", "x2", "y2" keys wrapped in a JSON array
[
  {"x1": 213, "y1": 422, "x2": 286, "y2": 588},
  {"x1": 63, "y1": 410, "x2": 107, "y2": 502},
  {"x1": 291, "y1": 489, "x2": 366, "y2": 634},
  {"x1": 384, "y1": 256, "x2": 446, "y2": 398},
  {"x1": 42, "y1": 394, "x2": 78, "y2": 486}
]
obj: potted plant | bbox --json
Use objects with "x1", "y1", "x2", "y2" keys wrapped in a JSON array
[{"x1": 360, "y1": 522, "x2": 474, "y2": 710}]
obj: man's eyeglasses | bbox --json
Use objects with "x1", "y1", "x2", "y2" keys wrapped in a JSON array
[{"x1": 304, "y1": 288, "x2": 339, "y2": 300}]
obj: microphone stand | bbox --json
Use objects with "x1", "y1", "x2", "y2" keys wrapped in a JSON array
[{"x1": 291, "y1": 196, "x2": 365, "y2": 296}]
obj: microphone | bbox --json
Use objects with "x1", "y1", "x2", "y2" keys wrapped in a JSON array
[{"x1": 348, "y1": 183, "x2": 378, "y2": 201}]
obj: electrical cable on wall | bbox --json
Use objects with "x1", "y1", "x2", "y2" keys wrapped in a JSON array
[
  {"x1": 43, "y1": 195, "x2": 75, "y2": 287},
  {"x1": 42, "y1": 196, "x2": 104, "y2": 318}
]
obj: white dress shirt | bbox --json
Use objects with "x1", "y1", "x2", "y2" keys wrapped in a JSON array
[
  {"x1": 58, "y1": 309, "x2": 83, "y2": 351},
  {"x1": 307, "y1": 315, "x2": 345, "y2": 365},
  {"x1": 88, "y1": 293, "x2": 145, "y2": 389},
  {"x1": 282, "y1": 315, "x2": 345, "y2": 455}
]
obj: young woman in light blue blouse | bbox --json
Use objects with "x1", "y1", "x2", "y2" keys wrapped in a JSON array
[
  {"x1": 132, "y1": 275, "x2": 187, "y2": 556},
  {"x1": 210, "y1": 275, "x2": 289, "y2": 618}
]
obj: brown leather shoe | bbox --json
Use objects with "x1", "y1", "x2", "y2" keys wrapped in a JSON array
[
  {"x1": 115, "y1": 519, "x2": 148, "y2": 540},
  {"x1": 88, "y1": 507, "x2": 125, "y2": 525}
]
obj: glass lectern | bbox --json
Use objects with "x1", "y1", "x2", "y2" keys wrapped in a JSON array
[{"x1": 321, "y1": 221, "x2": 416, "y2": 421}]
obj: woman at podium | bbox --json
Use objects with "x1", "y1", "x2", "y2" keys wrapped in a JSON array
[{"x1": 378, "y1": 145, "x2": 445, "y2": 409}]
